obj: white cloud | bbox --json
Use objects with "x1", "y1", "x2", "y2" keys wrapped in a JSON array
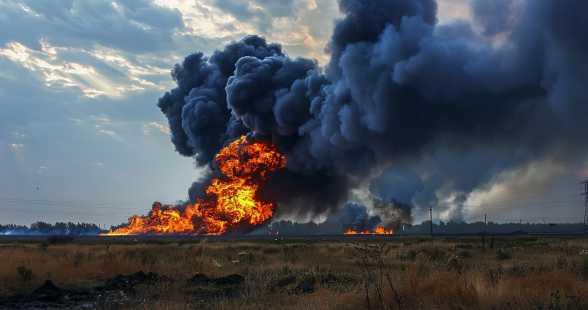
[
  {"x1": 0, "y1": 40, "x2": 176, "y2": 97},
  {"x1": 99, "y1": 129, "x2": 124, "y2": 142},
  {"x1": 143, "y1": 122, "x2": 171, "y2": 135},
  {"x1": 155, "y1": 0, "x2": 339, "y2": 65},
  {"x1": 82, "y1": 87, "x2": 107, "y2": 98}
]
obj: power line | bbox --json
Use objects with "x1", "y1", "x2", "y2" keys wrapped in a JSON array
[
  {"x1": 0, "y1": 198, "x2": 146, "y2": 211},
  {"x1": 0, "y1": 207, "x2": 136, "y2": 217}
]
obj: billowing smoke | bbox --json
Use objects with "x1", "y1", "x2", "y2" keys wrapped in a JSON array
[
  {"x1": 157, "y1": 36, "x2": 281, "y2": 167},
  {"x1": 326, "y1": 203, "x2": 382, "y2": 232},
  {"x1": 159, "y1": 0, "x2": 588, "y2": 223}
]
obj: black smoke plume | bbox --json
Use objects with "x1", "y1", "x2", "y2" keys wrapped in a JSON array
[
  {"x1": 329, "y1": 203, "x2": 382, "y2": 232},
  {"x1": 160, "y1": 0, "x2": 588, "y2": 223}
]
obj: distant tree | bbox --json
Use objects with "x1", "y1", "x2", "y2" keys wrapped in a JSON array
[
  {"x1": 54, "y1": 222, "x2": 67, "y2": 234},
  {"x1": 30, "y1": 221, "x2": 55, "y2": 234}
]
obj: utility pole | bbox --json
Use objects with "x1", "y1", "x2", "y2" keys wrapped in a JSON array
[
  {"x1": 430, "y1": 206, "x2": 433, "y2": 236},
  {"x1": 582, "y1": 180, "x2": 588, "y2": 233},
  {"x1": 485, "y1": 214, "x2": 487, "y2": 233},
  {"x1": 543, "y1": 217, "x2": 546, "y2": 233},
  {"x1": 520, "y1": 218, "x2": 522, "y2": 231}
]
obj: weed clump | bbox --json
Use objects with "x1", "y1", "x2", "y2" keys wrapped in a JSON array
[{"x1": 16, "y1": 266, "x2": 33, "y2": 281}]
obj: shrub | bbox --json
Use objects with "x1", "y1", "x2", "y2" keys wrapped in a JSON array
[{"x1": 17, "y1": 266, "x2": 32, "y2": 281}]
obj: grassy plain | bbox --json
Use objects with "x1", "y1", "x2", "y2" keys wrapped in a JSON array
[{"x1": 1, "y1": 236, "x2": 588, "y2": 309}]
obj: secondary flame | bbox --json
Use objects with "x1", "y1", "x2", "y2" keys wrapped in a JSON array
[
  {"x1": 103, "y1": 136, "x2": 285, "y2": 235},
  {"x1": 344, "y1": 227, "x2": 393, "y2": 235}
]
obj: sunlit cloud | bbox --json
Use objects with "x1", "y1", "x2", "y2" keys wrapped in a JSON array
[
  {"x1": 0, "y1": 40, "x2": 173, "y2": 98},
  {"x1": 437, "y1": 0, "x2": 472, "y2": 24},
  {"x1": 155, "y1": 0, "x2": 339, "y2": 64},
  {"x1": 89, "y1": 114, "x2": 128, "y2": 128},
  {"x1": 116, "y1": 85, "x2": 145, "y2": 94},
  {"x1": 19, "y1": 3, "x2": 31, "y2": 12},
  {"x1": 67, "y1": 118, "x2": 83, "y2": 124},
  {"x1": 81, "y1": 87, "x2": 107, "y2": 98},
  {"x1": 99, "y1": 129, "x2": 123, "y2": 142},
  {"x1": 143, "y1": 122, "x2": 171, "y2": 135}
]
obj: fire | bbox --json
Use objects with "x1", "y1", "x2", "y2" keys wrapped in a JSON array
[
  {"x1": 103, "y1": 136, "x2": 285, "y2": 236},
  {"x1": 344, "y1": 227, "x2": 393, "y2": 235}
]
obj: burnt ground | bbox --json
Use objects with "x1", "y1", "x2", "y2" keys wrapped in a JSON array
[{"x1": 0, "y1": 271, "x2": 246, "y2": 309}]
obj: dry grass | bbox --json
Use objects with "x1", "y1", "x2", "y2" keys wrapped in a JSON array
[{"x1": 1, "y1": 236, "x2": 588, "y2": 309}]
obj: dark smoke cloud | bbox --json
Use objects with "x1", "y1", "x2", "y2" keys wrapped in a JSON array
[
  {"x1": 160, "y1": 0, "x2": 588, "y2": 222},
  {"x1": 325, "y1": 202, "x2": 382, "y2": 232},
  {"x1": 157, "y1": 35, "x2": 282, "y2": 167},
  {"x1": 369, "y1": 165, "x2": 424, "y2": 205},
  {"x1": 371, "y1": 197, "x2": 413, "y2": 229}
]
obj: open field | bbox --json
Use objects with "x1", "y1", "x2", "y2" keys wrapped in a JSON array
[{"x1": 2, "y1": 235, "x2": 588, "y2": 309}]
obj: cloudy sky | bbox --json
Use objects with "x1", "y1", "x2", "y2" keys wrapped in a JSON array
[{"x1": 0, "y1": 0, "x2": 585, "y2": 228}]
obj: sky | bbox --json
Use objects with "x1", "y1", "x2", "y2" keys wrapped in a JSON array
[{"x1": 0, "y1": 0, "x2": 586, "y2": 229}]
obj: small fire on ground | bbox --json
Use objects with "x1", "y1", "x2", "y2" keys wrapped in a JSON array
[
  {"x1": 344, "y1": 227, "x2": 393, "y2": 235},
  {"x1": 102, "y1": 136, "x2": 285, "y2": 236}
]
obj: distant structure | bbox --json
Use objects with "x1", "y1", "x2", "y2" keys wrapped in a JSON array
[{"x1": 583, "y1": 180, "x2": 588, "y2": 233}]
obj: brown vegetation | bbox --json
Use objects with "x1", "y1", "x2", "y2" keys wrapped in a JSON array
[{"x1": 1, "y1": 236, "x2": 588, "y2": 309}]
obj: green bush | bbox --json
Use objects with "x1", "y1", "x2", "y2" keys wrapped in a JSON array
[{"x1": 17, "y1": 266, "x2": 32, "y2": 281}]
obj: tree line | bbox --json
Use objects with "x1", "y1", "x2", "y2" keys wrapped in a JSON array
[
  {"x1": 253, "y1": 219, "x2": 585, "y2": 235},
  {"x1": 0, "y1": 221, "x2": 105, "y2": 235}
]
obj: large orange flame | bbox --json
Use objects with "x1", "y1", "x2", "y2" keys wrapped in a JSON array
[
  {"x1": 344, "y1": 227, "x2": 393, "y2": 235},
  {"x1": 102, "y1": 136, "x2": 285, "y2": 236}
]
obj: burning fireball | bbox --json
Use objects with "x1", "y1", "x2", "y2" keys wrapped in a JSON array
[
  {"x1": 344, "y1": 227, "x2": 393, "y2": 235},
  {"x1": 103, "y1": 136, "x2": 286, "y2": 236}
]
